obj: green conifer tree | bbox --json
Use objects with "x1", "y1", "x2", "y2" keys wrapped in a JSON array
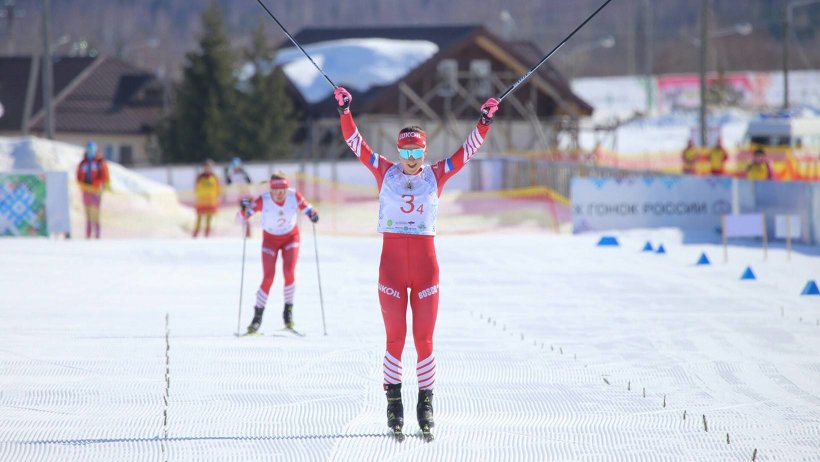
[
  {"x1": 159, "y1": 0, "x2": 237, "y2": 163},
  {"x1": 235, "y1": 22, "x2": 297, "y2": 160}
]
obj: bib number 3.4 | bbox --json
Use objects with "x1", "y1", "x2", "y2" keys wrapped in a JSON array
[{"x1": 400, "y1": 195, "x2": 424, "y2": 215}]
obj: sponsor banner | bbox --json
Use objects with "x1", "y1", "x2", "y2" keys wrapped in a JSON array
[
  {"x1": 0, "y1": 173, "x2": 48, "y2": 237},
  {"x1": 572, "y1": 176, "x2": 732, "y2": 233}
]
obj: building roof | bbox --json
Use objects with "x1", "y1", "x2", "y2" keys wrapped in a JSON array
[
  {"x1": 287, "y1": 24, "x2": 479, "y2": 52},
  {"x1": 0, "y1": 56, "x2": 163, "y2": 135},
  {"x1": 276, "y1": 24, "x2": 592, "y2": 118}
]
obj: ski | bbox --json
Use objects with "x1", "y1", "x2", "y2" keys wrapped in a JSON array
[
  {"x1": 280, "y1": 327, "x2": 306, "y2": 337},
  {"x1": 237, "y1": 331, "x2": 290, "y2": 338},
  {"x1": 420, "y1": 425, "x2": 434, "y2": 442},
  {"x1": 390, "y1": 425, "x2": 405, "y2": 442},
  {"x1": 237, "y1": 331, "x2": 265, "y2": 337}
]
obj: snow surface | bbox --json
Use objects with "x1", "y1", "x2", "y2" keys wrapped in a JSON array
[
  {"x1": 268, "y1": 39, "x2": 439, "y2": 104},
  {"x1": 1, "y1": 230, "x2": 819, "y2": 461}
]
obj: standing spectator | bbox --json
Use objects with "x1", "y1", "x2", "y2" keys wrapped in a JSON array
[
  {"x1": 709, "y1": 138, "x2": 728, "y2": 176},
  {"x1": 745, "y1": 148, "x2": 773, "y2": 180},
  {"x1": 193, "y1": 159, "x2": 221, "y2": 238},
  {"x1": 681, "y1": 139, "x2": 698, "y2": 175},
  {"x1": 225, "y1": 157, "x2": 253, "y2": 237},
  {"x1": 75, "y1": 141, "x2": 109, "y2": 239}
]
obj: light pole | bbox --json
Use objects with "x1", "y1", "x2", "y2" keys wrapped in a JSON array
[
  {"x1": 643, "y1": 0, "x2": 654, "y2": 114},
  {"x1": 41, "y1": 0, "x2": 53, "y2": 139},
  {"x1": 696, "y1": 3, "x2": 752, "y2": 147},
  {"x1": 699, "y1": 0, "x2": 708, "y2": 147},
  {"x1": 783, "y1": 0, "x2": 820, "y2": 110}
]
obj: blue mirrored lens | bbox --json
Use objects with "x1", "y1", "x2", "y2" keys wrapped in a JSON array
[{"x1": 399, "y1": 149, "x2": 424, "y2": 160}]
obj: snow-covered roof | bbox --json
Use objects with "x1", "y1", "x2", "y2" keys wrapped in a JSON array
[{"x1": 270, "y1": 38, "x2": 439, "y2": 104}]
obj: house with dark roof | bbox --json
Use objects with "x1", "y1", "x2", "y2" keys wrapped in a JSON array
[
  {"x1": 271, "y1": 24, "x2": 593, "y2": 158},
  {"x1": 0, "y1": 56, "x2": 164, "y2": 165}
]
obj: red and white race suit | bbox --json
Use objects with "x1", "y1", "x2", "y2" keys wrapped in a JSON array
[
  {"x1": 340, "y1": 111, "x2": 491, "y2": 390},
  {"x1": 247, "y1": 189, "x2": 314, "y2": 308}
]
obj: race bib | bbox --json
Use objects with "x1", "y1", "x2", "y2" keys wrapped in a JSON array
[{"x1": 377, "y1": 165, "x2": 439, "y2": 236}]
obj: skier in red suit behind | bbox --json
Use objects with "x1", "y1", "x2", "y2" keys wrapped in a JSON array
[{"x1": 240, "y1": 172, "x2": 319, "y2": 334}]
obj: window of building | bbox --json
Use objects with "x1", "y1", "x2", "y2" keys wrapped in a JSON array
[
  {"x1": 470, "y1": 60, "x2": 492, "y2": 97},
  {"x1": 119, "y1": 145, "x2": 134, "y2": 165},
  {"x1": 436, "y1": 59, "x2": 458, "y2": 97}
]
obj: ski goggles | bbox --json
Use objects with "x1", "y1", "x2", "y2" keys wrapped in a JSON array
[{"x1": 398, "y1": 148, "x2": 425, "y2": 160}]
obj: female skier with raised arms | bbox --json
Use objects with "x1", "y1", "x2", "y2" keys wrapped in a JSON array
[{"x1": 334, "y1": 86, "x2": 499, "y2": 441}]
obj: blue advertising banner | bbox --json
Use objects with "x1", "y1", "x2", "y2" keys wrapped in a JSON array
[{"x1": 571, "y1": 176, "x2": 733, "y2": 233}]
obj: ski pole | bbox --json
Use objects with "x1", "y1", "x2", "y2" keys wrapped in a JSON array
[
  {"x1": 255, "y1": 0, "x2": 338, "y2": 90},
  {"x1": 236, "y1": 220, "x2": 249, "y2": 336},
  {"x1": 493, "y1": 0, "x2": 614, "y2": 105},
  {"x1": 312, "y1": 221, "x2": 328, "y2": 336}
]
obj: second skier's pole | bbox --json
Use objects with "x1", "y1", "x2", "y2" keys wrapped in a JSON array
[
  {"x1": 236, "y1": 220, "x2": 249, "y2": 336},
  {"x1": 312, "y1": 222, "x2": 328, "y2": 336}
]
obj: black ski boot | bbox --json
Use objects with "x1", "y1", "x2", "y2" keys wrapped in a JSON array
[
  {"x1": 385, "y1": 383, "x2": 405, "y2": 441},
  {"x1": 247, "y1": 306, "x2": 264, "y2": 334},
  {"x1": 283, "y1": 303, "x2": 294, "y2": 329},
  {"x1": 417, "y1": 389, "x2": 435, "y2": 442}
]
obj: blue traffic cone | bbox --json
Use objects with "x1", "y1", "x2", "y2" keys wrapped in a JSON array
[
  {"x1": 696, "y1": 252, "x2": 711, "y2": 265},
  {"x1": 642, "y1": 241, "x2": 654, "y2": 252},
  {"x1": 597, "y1": 236, "x2": 619, "y2": 247},
  {"x1": 656, "y1": 244, "x2": 666, "y2": 254},
  {"x1": 801, "y1": 280, "x2": 819, "y2": 295},
  {"x1": 740, "y1": 266, "x2": 756, "y2": 280}
]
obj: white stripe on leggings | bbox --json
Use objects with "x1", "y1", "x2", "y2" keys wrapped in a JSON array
[
  {"x1": 417, "y1": 354, "x2": 436, "y2": 390},
  {"x1": 383, "y1": 351, "x2": 403, "y2": 385},
  {"x1": 256, "y1": 289, "x2": 268, "y2": 308},
  {"x1": 283, "y1": 284, "x2": 295, "y2": 304}
]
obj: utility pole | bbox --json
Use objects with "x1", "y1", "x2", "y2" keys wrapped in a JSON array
[
  {"x1": 698, "y1": 0, "x2": 709, "y2": 147},
  {"x1": 783, "y1": 6, "x2": 790, "y2": 110},
  {"x1": 783, "y1": 0, "x2": 820, "y2": 110},
  {"x1": 643, "y1": 0, "x2": 654, "y2": 114},
  {"x1": 41, "y1": 0, "x2": 54, "y2": 139}
]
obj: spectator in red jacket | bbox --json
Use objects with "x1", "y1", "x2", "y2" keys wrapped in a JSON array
[{"x1": 75, "y1": 141, "x2": 110, "y2": 239}]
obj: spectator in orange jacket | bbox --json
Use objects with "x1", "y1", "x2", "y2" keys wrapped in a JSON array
[
  {"x1": 75, "y1": 141, "x2": 110, "y2": 239},
  {"x1": 745, "y1": 148, "x2": 773, "y2": 181},
  {"x1": 193, "y1": 159, "x2": 221, "y2": 238},
  {"x1": 681, "y1": 139, "x2": 698, "y2": 175},
  {"x1": 709, "y1": 138, "x2": 728, "y2": 176}
]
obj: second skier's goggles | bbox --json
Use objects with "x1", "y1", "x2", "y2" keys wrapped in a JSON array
[{"x1": 398, "y1": 148, "x2": 425, "y2": 160}]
